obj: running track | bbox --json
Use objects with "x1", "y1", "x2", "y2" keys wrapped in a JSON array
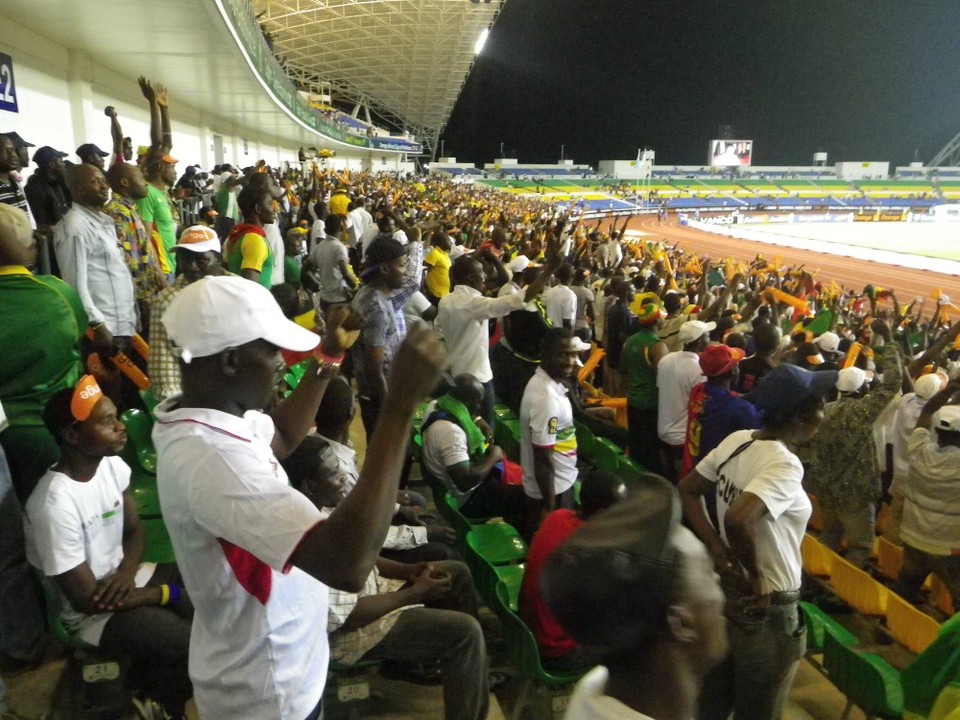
[{"x1": 625, "y1": 214, "x2": 959, "y2": 303}]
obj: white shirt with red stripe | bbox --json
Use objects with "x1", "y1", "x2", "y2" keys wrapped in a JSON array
[
  {"x1": 154, "y1": 400, "x2": 327, "y2": 720},
  {"x1": 520, "y1": 368, "x2": 579, "y2": 500}
]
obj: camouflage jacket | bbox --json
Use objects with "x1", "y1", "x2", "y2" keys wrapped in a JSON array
[{"x1": 809, "y1": 344, "x2": 902, "y2": 511}]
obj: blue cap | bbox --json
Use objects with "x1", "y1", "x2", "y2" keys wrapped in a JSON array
[{"x1": 752, "y1": 363, "x2": 838, "y2": 415}]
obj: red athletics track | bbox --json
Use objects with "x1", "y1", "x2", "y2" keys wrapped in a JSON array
[{"x1": 623, "y1": 214, "x2": 960, "y2": 302}]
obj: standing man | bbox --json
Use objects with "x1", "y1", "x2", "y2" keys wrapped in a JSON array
[
  {"x1": 104, "y1": 163, "x2": 165, "y2": 332},
  {"x1": 423, "y1": 229, "x2": 453, "y2": 304},
  {"x1": 25, "y1": 146, "x2": 71, "y2": 232},
  {"x1": 603, "y1": 279, "x2": 638, "y2": 396},
  {"x1": 351, "y1": 237, "x2": 421, "y2": 437},
  {"x1": 658, "y1": 320, "x2": 713, "y2": 482},
  {"x1": 138, "y1": 154, "x2": 179, "y2": 276},
  {"x1": 809, "y1": 332, "x2": 902, "y2": 569},
  {"x1": 76, "y1": 143, "x2": 109, "y2": 171},
  {"x1": 154, "y1": 276, "x2": 445, "y2": 719},
  {"x1": 437, "y1": 236, "x2": 561, "y2": 427},
  {"x1": 311, "y1": 217, "x2": 357, "y2": 309},
  {"x1": 214, "y1": 167, "x2": 241, "y2": 239},
  {"x1": 570, "y1": 268, "x2": 595, "y2": 341},
  {"x1": 543, "y1": 263, "x2": 577, "y2": 330},
  {"x1": 55, "y1": 164, "x2": 137, "y2": 360},
  {"x1": 0, "y1": 134, "x2": 34, "y2": 225},
  {"x1": 223, "y1": 185, "x2": 276, "y2": 289},
  {"x1": 622, "y1": 302, "x2": 667, "y2": 474},
  {"x1": 520, "y1": 328, "x2": 581, "y2": 535},
  {"x1": 148, "y1": 226, "x2": 227, "y2": 402}
]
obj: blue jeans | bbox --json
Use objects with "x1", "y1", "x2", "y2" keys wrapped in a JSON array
[{"x1": 698, "y1": 575, "x2": 806, "y2": 720}]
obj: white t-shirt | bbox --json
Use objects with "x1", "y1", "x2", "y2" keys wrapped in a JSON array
[
  {"x1": 543, "y1": 284, "x2": 577, "y2": 329},
  {"x1": 566, "y1": 666, "x2": 655, "y2": 720},
  {"x1": 657, "y1": 350, "x2": 705, "y2": 446},
  {"x1": 420, "y1": 400, "x2": 475, "y2": 504},
  {"x1": 263, "y1": 222, "x2": 285, "y2": 285},
  {"x1": 358, "y1": 224, "x2": 380, "y2": 258},
  {"x1": 696, "y1": 430, "x2": 810, "y2": 594},
  {"x1": 571, "y1": 285, "x2": 595, "y2": 330},
  {"x1": 520, "y1": 368, "x2": 578, "y2": 500},
  {"x1": 25, "y1": 456, "x2": 154, "y2": 646},
  {"x1": 154, "y1": 401, "x2": 328, "y2": 720},
  {"x1": 310, "y1": 237, "x2": 351, "y2": 303},
  {"x1": 891, "y1": 393, "x2": 926, "y2": 483}
]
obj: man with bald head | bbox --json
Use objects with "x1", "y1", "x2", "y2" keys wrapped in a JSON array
[
  {"x1": 421, "y1": 373, "x2": 526, "y2": 520},
  {"x1": 55, "y1": 163, "x2": 137, "y2": 359},
  {"x1": 105, "y1": 163, "x2": 165, "y2": 330}
]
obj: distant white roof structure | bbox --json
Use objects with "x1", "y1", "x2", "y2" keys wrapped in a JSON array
[{"x1": 255, "y1": 0, "x2": 506, "y2": 142}]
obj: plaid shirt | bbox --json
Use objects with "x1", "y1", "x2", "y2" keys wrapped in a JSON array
[
  {"x1": 104, "y1": 195, "x2": 165, "y2": 301},
  {"x1": 148, "y1": 276, "x2": 189, "y2": 401}
]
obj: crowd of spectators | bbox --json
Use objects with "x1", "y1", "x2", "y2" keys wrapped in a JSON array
[{"x1": 2, "y1": 74, "x2": 960, "y2": 720}]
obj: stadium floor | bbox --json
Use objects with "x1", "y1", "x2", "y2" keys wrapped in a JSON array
[{"x1": 631, "y1": 215, "x2": 960, "y2": 300}]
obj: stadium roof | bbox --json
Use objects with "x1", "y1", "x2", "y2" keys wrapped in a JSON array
[{"x1": 255, "y1": 0, "x2": 506, "y2": 135}]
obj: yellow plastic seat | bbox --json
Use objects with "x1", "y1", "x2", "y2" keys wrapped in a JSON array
[
  {"x1": 801, "y1": 533, "x2": 833, "y2": 577},
  {"x1": 831, "y1": 555, "x2": 889, "y2": 616},
  {"x1": 886, "y1": 591, "x2": 942, "y2": 655},
  {"x1": 876, "y1": 536, "x2": 904, "y2": 581},
  {"x1": 927, "y1": 682, "x2": 960, "y2": 720}
]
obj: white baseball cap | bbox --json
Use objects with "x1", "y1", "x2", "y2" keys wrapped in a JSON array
[
  {"x1": 914, "y1": 373, "x2": 943, "y2": 400},
  {"x1": 508, "y1": 255, "x2": 530, "y2": 274},
  {"x1": 814, "y1": 331, "x2": 841, "y2": 354},
  {"x1": 934, "y1": 405, "x2": 960, "y2": 432},
  {"x1": 162, "y1": 276, "x2": 319, "y2": 363},
  {"x1": 678, "y1": 320, "x2": 716, "y2": 344},
  {"x1": 176, "y1": 225, "x2": 221, "y2": 254},
  {"x1": 836, "y1": 366, "x2": 866, "y2": 394}
]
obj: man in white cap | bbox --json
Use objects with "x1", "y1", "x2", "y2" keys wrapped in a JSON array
[
  {"x1": 153, "y1": 276, "x2": 445, "y2": 719},
  {"x1": 809, "y1": 320, "x2": 902, "y2": 568},
  {"x1": 148, "y1": 225, "x2": 228, "y2": 401},
  {"x1": 657, "y1": 319, "x2": 714, "y2": 482},
  {"x1": 895, "y1": 382, "x2": 960, "y2": 610},
  {"x1": 813, "y1": 331, "x2": 842, "y2": 371},
  {"x1": 885, "y1": 372, "x2": 944, "y2": 544}
]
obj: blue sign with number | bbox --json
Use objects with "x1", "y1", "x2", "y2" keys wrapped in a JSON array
[{"x1": 0, "y1": 54, "x2": 18, "y2": 113}]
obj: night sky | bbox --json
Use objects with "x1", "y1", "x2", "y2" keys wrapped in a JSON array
[{"x1": 441, "y1": 0, "x2": 960, "y2": 169}]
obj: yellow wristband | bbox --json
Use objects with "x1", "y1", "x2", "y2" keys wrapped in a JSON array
[{"x1": 159, "y1": 584, "x2": 170, "y2": 606}]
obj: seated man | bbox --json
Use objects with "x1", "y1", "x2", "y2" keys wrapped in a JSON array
[
  {"x1": 281, "y1": 376, "x2": 456, "y2": 564},
  {"x1": 519, "y1": 469, "x2": 627, "y2": 671},
  {"x1": 24, "y1": 376, "x2": 193, "y2": 716},
  {"x1": 297, "y1": 438, "x2": 490, "y2": 720},
  {"x1": 421, "y1": 373, "x2": 526, "y2": 520}
]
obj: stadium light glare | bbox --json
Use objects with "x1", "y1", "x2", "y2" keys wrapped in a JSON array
[{"x1": 475, "y1": 28, "x2": 489, "y2": 55}]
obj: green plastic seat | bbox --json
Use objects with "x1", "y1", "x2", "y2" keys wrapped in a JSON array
[
  {"x1": 591, "y1": 437, "x2": 623, "y2": 473},
  {"x1": 800, "y1": 601, "x2": 858, "y2": 653},
  {"x1": 119, "y1": 409, "x2": 157, "y2": 475},
  {"x1": 823, "y1": 611, "x2": 960, "y2": 719},
  {"x1": 465, "y1": 524, "x2": 528, "y2": 566},
  {"x1": 443, "y1": 492, "x2": 472, "y2": 539},
  {"x1": 493, "y1": 583, "x2": 584, "y2": 717},
  {"x1": 472, "y1": 555, "x2": 525, "y2": 612},
  {"x1": 129, "y1": 470, "x2": 162, "y2": 518},
  {"x1": 141, "y1": 518, "x2": 176, "y2": 564},
  {"x1": 282, "y1": 361, "x2": 309, "y2": 397},
  {"x1": 823, "y1": 627, "x2": 904, "y2": 717},
  {"x1": 616, "y1": 455, "x2": 645, "y2": 484},
  {"x1": 139, "y1": 386, "x2": 159, "y2": 415},
  {"x1": 495, "y1": 418, "x2": 521, "y2": 460},
  {"x1": 36, "y1": 570, "x2": 94, "y2": 651},
  {"x1": 494, "y1": 403, "x2": 517, "y2": 421}
]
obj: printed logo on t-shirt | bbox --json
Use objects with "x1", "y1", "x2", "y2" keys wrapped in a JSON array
[
  {"x1": 548, "y1": 417, "x2": 558, "y2": 434},
  {"x1": 717, "y1": 472, "x2": 742, "y2": 507}
]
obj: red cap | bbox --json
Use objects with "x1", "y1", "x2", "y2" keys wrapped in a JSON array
[{"x1": 699, "y1": 344, "x2": 746, "y2": 377}]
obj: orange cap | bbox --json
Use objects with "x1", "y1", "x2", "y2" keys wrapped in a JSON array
[{"x1": 70, "y1": 375, "x2": 104, "y2": 421}]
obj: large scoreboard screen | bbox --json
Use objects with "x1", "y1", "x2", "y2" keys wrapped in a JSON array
[{"x1": 709, "y1": 139, "x2": 753, "y2": 167}]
